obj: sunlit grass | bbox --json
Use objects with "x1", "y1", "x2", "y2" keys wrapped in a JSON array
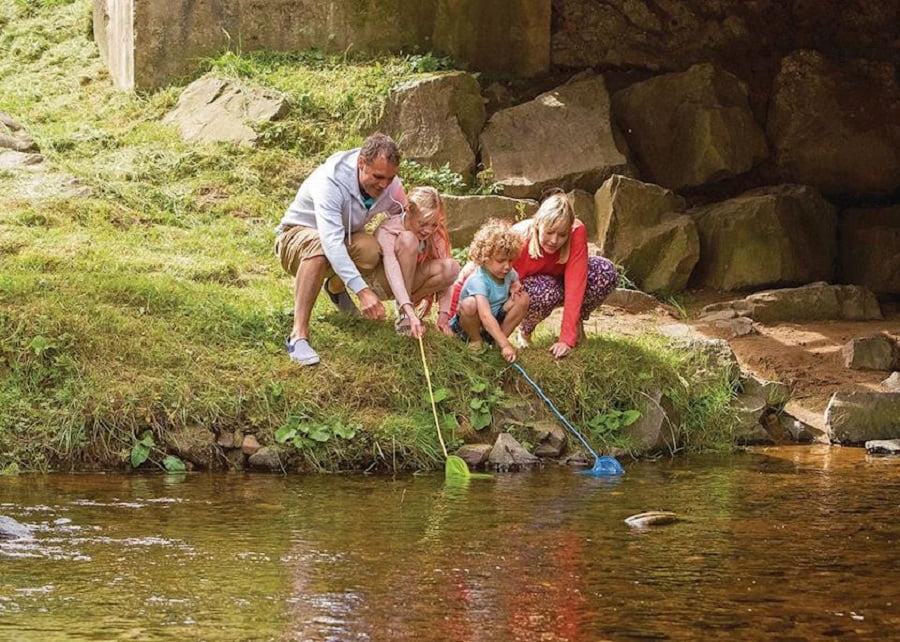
[{"x1": 0, "y1": 0, "x2": 739, "y2": 472}]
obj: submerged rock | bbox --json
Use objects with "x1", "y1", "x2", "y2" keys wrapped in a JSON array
[
  {"x1": 624, "y1": 511, "x2": 678, "y2": 528},
  {"x1": 0, "y1": 515, "x2": 32, "y2": 540}
]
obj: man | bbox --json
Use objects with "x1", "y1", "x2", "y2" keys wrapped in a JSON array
[{"x1": 275, "y1": 133, "x2": 405, "y2": 366}]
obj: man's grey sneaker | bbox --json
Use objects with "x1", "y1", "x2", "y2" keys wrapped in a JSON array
[
  {"x1": 322, "y1": 283, "x2": 359, "y2": 316},
  {"x1": 286, "y1": 337, "x2": 320, "y2": 366}
]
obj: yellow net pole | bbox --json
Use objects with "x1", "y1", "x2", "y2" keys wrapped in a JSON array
[{"x1": 418, "y1": 335, "x2": 448, "y2": 459}]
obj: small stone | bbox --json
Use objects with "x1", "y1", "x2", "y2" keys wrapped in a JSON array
[
  {"x1": 625, "y1": 511, "x2": 678, "y2": 528},
  {"x1": 248, "y1": 447, "x2": 282, "y2": 470},
  {"x1": 241, "y1": 434, "x2": 261, "y2": 455},
  {"x1": 882, "y1": 372, "x2": 900, "y2": 392},
  {"x1": 865, "y1": 439, "x2": 900, "y2": 455},
  {"x1": 455, "y1": 444, "x2": 492, "y2": 467}
]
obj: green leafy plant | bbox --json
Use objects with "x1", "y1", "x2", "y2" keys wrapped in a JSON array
[
  {"x1": 467, "y1": 379, "x2": 504, "y2": 431},
  {"x1": 399, "y1": 160, "x2": 467, "y2": 195},
  {"x1": 130, "y1": 430, "x2": 154, "y2": 468},
  {"x1": 275, "y1": 415, "x2": 359, "y2": 448},
  {"x1": 586, "y1": 408, "x2": 641, "y2": 439}
]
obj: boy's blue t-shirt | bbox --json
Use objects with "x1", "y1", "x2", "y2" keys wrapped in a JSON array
[{"x1": 459, "y1": 266, "x2": 519, "y2": 316}]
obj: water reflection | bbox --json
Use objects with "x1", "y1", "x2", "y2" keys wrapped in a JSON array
[{"x1": 0, "y1": 447, "x2": 898, "y2": 640}]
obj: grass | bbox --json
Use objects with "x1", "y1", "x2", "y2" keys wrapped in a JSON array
[{"x1": 0, "y1": 0, "x2": 739, "y2": 473}]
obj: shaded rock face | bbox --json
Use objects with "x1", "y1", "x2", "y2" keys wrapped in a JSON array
[
  {"x1": 840, "y1": 206, "x2": 900, "y2": 295},
  {"x1": 480, "y1": 73, "x2": 627, "y2": 199},
  {"x1": 594, "y1": 175, "x2": 698, "y2": 294},
  {"x1": 376, "y1": 72, "x2": 485, "y2": 181},
  {"x1": 442, "y1": 194, "x2": 538, "y2": 247},
  {"x1": 162, "y1": 77, "x2": 289, "y2": 146},
  {"x1": 611, "y1": 63, "x2": 768, "y2": 190},
  {"x1": 767, "y1": 50, "x2": 900, "y2": 196},
  {"x1": 689, "y1": 184, "x2": 837, "y2": 291},
  {"x1": 552, "y1": 0, "x2": 899, "y2": 73}
]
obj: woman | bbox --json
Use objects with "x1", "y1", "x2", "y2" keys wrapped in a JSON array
[{"x1": 511, "y1": 191, "x2": 617, "y2": 358}]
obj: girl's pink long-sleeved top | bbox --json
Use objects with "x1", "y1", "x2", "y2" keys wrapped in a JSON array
[
  {"x1": 511, "y1": 218, "x2": 588, "y2": 347},
  {"x1": 375, "y1": 214, "x2": 453, "y2": 316}
]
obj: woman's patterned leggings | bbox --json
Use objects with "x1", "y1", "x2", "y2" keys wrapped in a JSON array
[{"x1": 519, "y1": 256, "x2": 618, "y2": 337}]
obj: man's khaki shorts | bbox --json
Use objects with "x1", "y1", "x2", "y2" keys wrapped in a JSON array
[{"x1": 275, "y1": 225, "x2": 390, "y2": 297}]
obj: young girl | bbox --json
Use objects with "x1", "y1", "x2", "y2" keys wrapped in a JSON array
[
  {"x1": 448, "y1": 219, "x2": 529, "y2": 363},
  {"x1": 375, "y1": 186, "x2": 460, "y2": 338},
  {"x1": 511, "y1": 191, "x2": 617, "y2": 358}
]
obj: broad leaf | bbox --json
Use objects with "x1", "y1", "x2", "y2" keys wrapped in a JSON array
[
  {"x1": 274, "y1": 425, "x2": 297, "y2": 443},
  {"x1": 163, "y1": 455, "x2": 186, "y2": 473}
]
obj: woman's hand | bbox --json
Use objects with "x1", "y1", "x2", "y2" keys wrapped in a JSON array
[{"x1": 549, "y1": 341, "x2": 572, "y2": 359}]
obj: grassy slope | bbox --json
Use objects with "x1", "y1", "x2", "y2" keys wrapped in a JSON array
[{"x1": 0, "y1": 0, "x2": 737, "y2": 473}]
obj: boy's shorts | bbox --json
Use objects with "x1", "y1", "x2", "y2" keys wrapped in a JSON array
[{"x1": 449, "y1": 308, "x2": 507, "y2": 344}]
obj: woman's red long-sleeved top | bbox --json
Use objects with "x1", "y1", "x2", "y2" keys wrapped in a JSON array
[{"x1": 511, "y1": 219, "x2": 588, "y2": 347}]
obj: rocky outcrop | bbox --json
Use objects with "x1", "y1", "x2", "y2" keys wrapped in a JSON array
[
  {"x1": 594, "y1": 175, "x2": 699, "y2": 294},
  {"x1": 701, "y1": 283, "x2": 883, "y2": 323},
  {"x1": 768, "y1": 50, "x2": 900, "y2": 196},
  {"x1": 840, "y1": 206, "x2": 900, "y2": 295},
  {"x1": 442, "y1": 194, "x2": 538, "y2": 247},
  {"x1": 162, "y1": 77, "x2": 289, "y2": 146},
  {"x1": 611, "y1": 64, "x2": 768, "y2": 190},
  {"x1": 376, "y1": 72, "x2": 485, "y2": 181},
  {"x1": 826, "y1": 392, "x2": 900, "y2": 444},
  {"x1": 480, "y1": 73, "x2": 627, "y2": 199},
  {"x1": 552, "y1": 1, "x2": 899, "y2": 74},
  {"x1": 689, "y1": 185, "x2": 837, "y2": 291}
]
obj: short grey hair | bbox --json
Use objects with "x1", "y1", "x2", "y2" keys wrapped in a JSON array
[{"x1": 360, "y1": 132, "x2": 401, "y2": 166}]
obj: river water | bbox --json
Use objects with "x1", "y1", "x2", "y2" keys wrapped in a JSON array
[{"x1": 1, "y1": 445, "x2": 898, "y2": 641}]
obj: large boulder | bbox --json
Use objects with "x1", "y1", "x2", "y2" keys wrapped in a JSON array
[
  {"x1": 689, "y1": 185, "x2": 837, "y2": 291},
  {"x1": 826, "y1": 392, "x2": 900, "y2": 444},
  {"x1": 611, "y1": 63, "x2": 768, "y2": 190},
  {"x1": 701, "y1": 283, "x2": 884, "y2": 323},
  {"x1": 443, "y1": 195, "x2": 538, "y2": 247},
  {"x1": 842, "y1": 335, "x2": 898, "y2": 371},
  {"x1": 480, "y1": 73, "x2": 627, "y2": 199},
  {"x1": 594, "y1": 175, "x2": 699, "y2": 294},
  {"x1": 162, "y1": 77, "x2": 289, "y2": 146},
  {"x1": 767, "y1": 50, "x2": 900, "y2": 196},
  {"x1": 840, "y1": 206, "x2": 900, "y2": 295},
  {"x1": 376, "y1": 72, "x2": 485, "y2": 181}
]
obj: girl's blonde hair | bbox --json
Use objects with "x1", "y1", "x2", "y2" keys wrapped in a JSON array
[
  {"x1": 407, "y1": 186, "x2": 451, "y2": 263},
  {"x1": 527, "y1": 192, "x2": 575, "y2": 264},
  {"x1": 469, "y1": 219, "x2": 520, "y2": 265}
]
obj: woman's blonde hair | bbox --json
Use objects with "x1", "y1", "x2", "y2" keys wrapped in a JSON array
[
  {"x1": 407, "y1": 186, "x2": 451, "y2": 262},
  {"x1": 527, "y1": 192, "x2": 575, "y2": 263},
  {"x1": 468, "y1": 219, "x2": 520, "y2": 265}
]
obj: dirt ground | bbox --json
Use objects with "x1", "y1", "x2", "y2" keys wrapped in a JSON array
[{"x1": 577, "y1": 290, "x2": 900, "y2": 433}]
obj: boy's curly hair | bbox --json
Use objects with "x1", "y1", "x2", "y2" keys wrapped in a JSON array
[{"x1": 468, "y1": 218, "x2": 521, "y2": 265}]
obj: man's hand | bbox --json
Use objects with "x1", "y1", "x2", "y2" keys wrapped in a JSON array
[
  {"x1": 357, "y1": 288, "x2": 386, "y2": 320},
  {"x1": 500, "y1": 342, "x2": 517, "y2": 363}
]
